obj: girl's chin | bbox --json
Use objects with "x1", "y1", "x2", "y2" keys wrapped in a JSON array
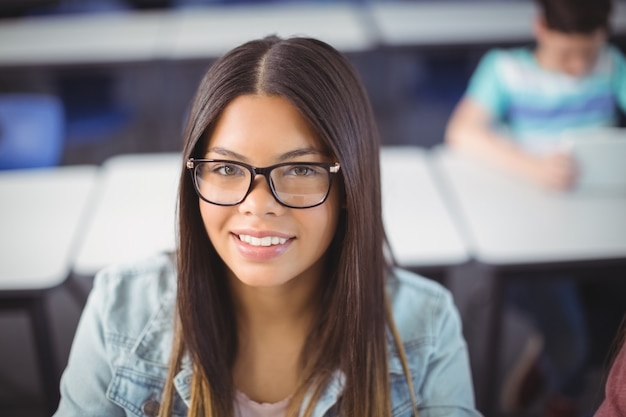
[{"x1": 232, "y1": 273, "x2": 292, "y2": 288}]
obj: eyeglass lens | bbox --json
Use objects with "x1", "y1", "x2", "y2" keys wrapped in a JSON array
[{"x1": 194, "y1": 161, "x2": 332, "y2": 207}]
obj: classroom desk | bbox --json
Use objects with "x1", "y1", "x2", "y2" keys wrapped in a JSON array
[
  {"x1": 167, "y1": 3, "x2": 375, "y2": 60},
  {"x1": 74, "y1": 148, "x2": 469, "y2": 279},
  {"x1": 4, "y1": 1, "x2": 625, "y2": 67},
  {"x1": 72, "y1": 153, "x2": 181, "y2": 278},
  {"x1": 380, "y1": 146, "x2": 469, "y2": 271},
  {"x1": 0, "y1": 11, "x2": 170, "y2": 66},
  {"x1": 369, "y1": 1, "x2": 626, "y2": 47},
  {"x1": 0, "y1": 165, "x2": 98, "y2": 415},
  {"x1": 369, "y1": 2, "x2": 535, "y2": 47},
  {"x1": 434, "y1": 147, "x2": 626, "y2": 265},
  {"x1": 432, "y1": 146, "x2": 626, "y2": 413},
  {"x1": 0, "y1": 3, "x2": 373, "y2": 67}
]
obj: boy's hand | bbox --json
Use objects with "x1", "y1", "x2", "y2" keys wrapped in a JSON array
[
  {"x1": 529, "y1": 151, "x2": 578, "y2": 190},
  {"x1": 445, "y1": 97, "x2": 580, "y2": 191}
]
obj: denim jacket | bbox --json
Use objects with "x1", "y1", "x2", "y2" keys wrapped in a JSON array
[{"x1": 54, "y1": 253, "x2": 481, "y2": 417}]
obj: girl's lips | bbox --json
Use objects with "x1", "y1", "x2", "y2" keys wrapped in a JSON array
[
  {"x1": 231, "y1": 233, "x2": 293, "y2": 261},
  {"x1": 239, "y1": 234, "x2": 288, "y2": 246}
]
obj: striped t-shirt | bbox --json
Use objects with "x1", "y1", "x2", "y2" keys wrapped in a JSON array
[{"x1": 466, "y1": 45, "x2": 626, "y2": 153}]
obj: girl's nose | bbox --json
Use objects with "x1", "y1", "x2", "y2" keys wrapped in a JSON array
[{"x1": 237, "y1": 175, "x2": 286, "y2": 216}]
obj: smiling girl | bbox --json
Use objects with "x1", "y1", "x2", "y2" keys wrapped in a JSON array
[{"x1": 54, "y1": 36, "x2": 480, "y2": 417}]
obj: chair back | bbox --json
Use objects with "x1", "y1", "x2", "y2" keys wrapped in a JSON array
[{"x1": 0, "y1": 94, "x2": 65, "y2": 170}]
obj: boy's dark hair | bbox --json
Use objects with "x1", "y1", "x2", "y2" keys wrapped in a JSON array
[{"x1": 536, "y1": 0, "x2": 612, "y2": 33}]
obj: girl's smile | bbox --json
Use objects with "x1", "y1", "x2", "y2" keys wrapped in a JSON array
[{"x1": 231, "y1": 230, "x2": 294, "y2": 261}]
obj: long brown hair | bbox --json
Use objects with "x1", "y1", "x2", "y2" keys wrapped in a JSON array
[{"x1": 160, "y1": 35, "x2": 416, "y2": 417}]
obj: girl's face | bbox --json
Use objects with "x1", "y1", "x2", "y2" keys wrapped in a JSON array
[{"x1": 199, "y1": 94, "x2": 341, "y2": 289}]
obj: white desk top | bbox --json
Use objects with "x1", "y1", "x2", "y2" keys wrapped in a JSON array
[
  {"x1": 381, "y1": 146, "x2": 469, "y2": 267},
  {"x1": 72, "y1": 153, "x2": 181, "y2": 276},
  {"x1": 0, "y1": 165, "x2": 98, "y2": 290},
  {"x1": 0, "y1": 11, "x2": 169, "y2": 66},
  {"x1": 0, "y1": 3, "x2": 373, "y2": 66},
  {"x1": 1, "y1": 2, "x2": 624, "y2": 66},
  {"x1": 369, "y1": 2, "x2": 535, "y2": 47},
  {"x1": 433, "y1": 147, "x2": 626, "y2": 265},
  {"x1": 369, "y1": 1, "x2": 626, "y2": 47},
  {"x1": 167, "y1": 3, "x2": 375, "y2": 59},
  {"x1": 73, "y1": 148, "x2": 469, "y2": 276}
]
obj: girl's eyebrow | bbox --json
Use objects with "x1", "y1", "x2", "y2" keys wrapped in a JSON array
[
  {"x1": 205, "y1": 147, "x2": 248, "y2": 162},
  {"x1": 276, "y1": 147, "x2": 325, "y2": 162},
  {"x1": 206, "y1": 147, "x2": 326, "y2": 163}
]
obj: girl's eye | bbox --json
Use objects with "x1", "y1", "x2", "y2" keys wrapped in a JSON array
[
  {"x1": 213, "y1": 164, "x2": 243, "y2": 176},
  {"x1": 293, "y1": 166, "x2": 311, "y2": 176},
  {"x1": 287, "y1": 165, "x2": 318, "y2": 176}
]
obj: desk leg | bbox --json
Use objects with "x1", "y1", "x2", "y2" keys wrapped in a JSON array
[
  {"x1": 447, "y1": 263, "x2": 502, "y2": 416},
  {"x1": 28, "y1": 295, "x2": 60, "y2": 416},
  {"x1": 482, "y1": 267, "x2": 504, "y2": 417}
]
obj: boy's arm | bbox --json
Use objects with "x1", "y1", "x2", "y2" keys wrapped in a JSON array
[{"x1": 445, "y1": 95, "x2": 576, "y2": 190}]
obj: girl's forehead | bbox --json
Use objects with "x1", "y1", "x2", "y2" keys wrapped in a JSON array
[{"x1": 204, "y1": 95, "x2": 330, "y2": 158}]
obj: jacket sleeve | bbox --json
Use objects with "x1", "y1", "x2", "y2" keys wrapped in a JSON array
[{"x1": 53, "y1": 271, "x2": 125, "y2": 416}]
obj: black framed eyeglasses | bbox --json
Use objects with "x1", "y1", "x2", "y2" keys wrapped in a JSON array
[{"x1": 186, "y1": 158, "x2": 341, "y2": 209}]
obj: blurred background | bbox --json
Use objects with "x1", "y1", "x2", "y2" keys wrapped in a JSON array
[
  {"x1": 1, "y1": 0, "x2": 588, "y2": 166},
  {"x1": 0, "y1": 1, "x2": 625, "y2": 416}
]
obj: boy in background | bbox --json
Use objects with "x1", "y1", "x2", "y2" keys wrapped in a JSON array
[
  {"x1": 446, "y1": 0, "x2": 625, "y2": 190},
  {"x1": 446, "y1": 0, "x2": 625, "y2": 414}
]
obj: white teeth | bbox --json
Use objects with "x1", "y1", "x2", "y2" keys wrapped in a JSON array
[{"x1": 238, "y1": 234, "x2": 288, "y2": 246}]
